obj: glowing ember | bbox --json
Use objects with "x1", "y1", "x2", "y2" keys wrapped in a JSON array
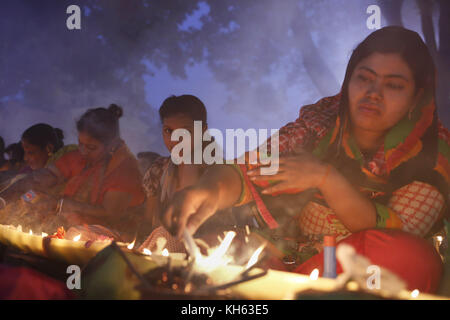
[
  {"x1": 309, "y1": 268, "x2": 319, "y2": 280},
  {"x1": 143, "y1": 248, "x2": 152, "y2": 255},
  {"x1": 411, "y1": 289, "x2": 419, "y2": 298},
  {"x1": 41, "y1": 232, "x2": 48, "y2": 237},
  {"x1": 127, "y1": 239, "x2": 136, "y2": 250},
  {"x1": 162, "y1": 248, "x2": 169, "y2": 257},
  {"x1": 245, "y1": 244, "x2": 266, "y2": 269},
  {"x1": 73, "y1": 234, "x2": 81, "y2": 242}
]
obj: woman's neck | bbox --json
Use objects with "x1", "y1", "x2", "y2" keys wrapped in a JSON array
[{"x1": 352, "y1": 127, "x2": 385, "y2": 153}]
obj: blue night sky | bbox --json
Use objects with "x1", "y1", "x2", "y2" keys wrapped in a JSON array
[{"x1": 0, "y1": 0, "x2": 434, "y2": 157}]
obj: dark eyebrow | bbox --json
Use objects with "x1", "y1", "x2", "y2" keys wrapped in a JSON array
[{"x1": 358, "y1": 66, "x2": 409, "y2": 82}]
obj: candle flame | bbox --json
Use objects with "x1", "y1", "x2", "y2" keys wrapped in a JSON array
[
  {"x1": 127, "y1": 239, "x2": 135, "y2": 250},
  {"x1": 309, "y1": 268, "x2": 319, "y2": 280},
  {"x1": 411, "y1": 289, "x2": 419, "y2": 298},
  {"x1": 195, "y1": 231, "x2": 236, "y2": 272},
  {"x1": 29, "y1": 229, "x2": 33, "y2": 235},
  {"x1": 436, "y1": 236, "x2": 443, "y2": 243},
  {"x1": 143, "y1": 248, "x2": 152, "y2": 255},
  {"x1": 245, "y1": 244, "x2": 266, "y2": 269},
  {"x1": 41, "y1": 232, "x2": 48, "y2": 237},
  {"x1": 162, "y1": 248, "x2": 169, "y2": 257},
  {"x1": 73, "y1": 234, "x2": 81, "y2": 241}
]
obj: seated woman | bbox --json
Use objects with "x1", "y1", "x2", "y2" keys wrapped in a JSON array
[
  {"x1": 21, "y1": 123, "x2": 76, "y2": 172},
  {"x1": 139, "y1": 95, "x2": 237, "y2": 252},
  {"x1": 160, "y1": 27, "x2": 449, "y2": 293},
  {"x1": 0, "y1": 104, "x2": 145, "y2": 241}
]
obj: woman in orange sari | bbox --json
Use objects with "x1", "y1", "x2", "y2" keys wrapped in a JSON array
[{"x1": 0, "y1": 104, "x2": 145, "y2": 239}]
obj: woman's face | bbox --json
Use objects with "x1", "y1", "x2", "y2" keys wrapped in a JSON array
[
  {"x1": 22, "y1": 139, "x2": 51, "y2": 170},
  {"x1": 162, "y1": 114, "x2": 198, "y2": 154},
  {"x1": 348, "y1": 52, "x2": 418, "y2": 135},
  {"x1": 78, "y1": 131, "x2": 107, "y2": 164}
]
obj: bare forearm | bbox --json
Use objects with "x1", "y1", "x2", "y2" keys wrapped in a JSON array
[
  {"x1": 62, "y1": 198, "x2": 108, "y2": 218},
  {"x1": 198, "y1": 165, "x2": 242, "y2": 210},
  {"x1": 319, "y1": 166, "x2": 377, "y2": 232}
]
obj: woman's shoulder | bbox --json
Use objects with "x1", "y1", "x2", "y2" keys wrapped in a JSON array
[
  {"x1": 295, "y1": 94, "x2": 341, "y2": 140},
  {"x1": 142, "y1": 156, "x2": 170, "y2": 196},
  {"x1": 299, "y1": 94, "x2": 341, "y2": 122},
  {"x1": 143, "y1": 156, "x2": 170, "y2": 179},
  {"x1": 46, "y1": 144, "x2": 79, "y2": 166}
]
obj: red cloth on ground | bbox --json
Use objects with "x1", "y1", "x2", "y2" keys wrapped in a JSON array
[
  {"x1": 294, "y1": 229, "x2": 443, "y2": 293},
  {"x1": 0, "y1": 265, "x2": 74, "y2": 299}
]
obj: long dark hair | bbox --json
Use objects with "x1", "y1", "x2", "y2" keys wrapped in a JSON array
[
  {"x1": 21, "y1": 123, "x2": 64, "y2": 152},
  {"x1": 328, "y1": 26, "x2": 438, "y2": 163},
  {"x1": 339, "y1": 26, "x2": 436, "y2": 123},
  {"x1": 325, "y1": 26, "x2": 446, "y2": 234},
  {"x1": 159, "y1": 95, "x2": 207, "y2": 124},
  {"x1": 76, "y1": 104, "x2": 123, "y2": 145}
]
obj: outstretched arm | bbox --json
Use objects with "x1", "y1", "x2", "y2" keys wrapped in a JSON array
[{"x1": 162, "y1": 164, "x2": 242, "y2": 237}]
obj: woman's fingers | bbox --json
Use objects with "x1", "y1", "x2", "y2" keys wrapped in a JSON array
[
  {"x1": 249, "y1": 170, "x2": 286, "y2": 182},
  {"x1": 261, "y1": 181, "x2": 303, "y2": 195},
  {"x1": 162, "y1": 188, "x2": 217, "y2": 238},
  {"x1": 185, "y1": 201, "x2": 216, "y2": 237}
]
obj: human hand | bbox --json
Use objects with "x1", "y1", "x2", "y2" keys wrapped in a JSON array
[
  {"x1": 162, "y1": 185, "x2": 221, "y2": 238},
  {"x1": 247, "y1": 153, "x2": 329, "y2": 195}
]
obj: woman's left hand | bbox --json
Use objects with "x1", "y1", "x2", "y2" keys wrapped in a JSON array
[{"x1": 247, "y1": 153, "x2": 328, "y2": 195}]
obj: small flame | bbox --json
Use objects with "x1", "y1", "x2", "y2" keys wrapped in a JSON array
[
  {"x1": 195, "y1": 231, "x2": 236, "y2": 272},
  {"x1": 246, "y1": 244, "x2": 266, "y2": 269},
  {"x1": 29, "y1": 229, "x2": 33, "y2": 235},
  {"x1": 127, "y1": 239, "x2": 136, "y2": 250},
  {"x1": 143, "y1": 248, "x2": 152, "y2": 255},
  {"x1": 162, "y1": 248, "x2": 169, "y2": 257},
  {"x1": 436, "y1": 236, "x2": 443, "y2": 243},
  {"x1": 73, "y1": 234, "x2": 81, "y2": 242},
  {"x1": 41, "y1": 232, "x2": 48, "y2": 237},
  {"x1": 309, "y1": 268, "x2": 319, "y2": 280},
  {"x1": 411, "y1": 289, "x2": 420, "y2": 298}
]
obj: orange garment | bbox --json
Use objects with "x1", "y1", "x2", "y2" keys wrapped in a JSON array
[{"x1": 55, "y1": 141, "x2": 145, "y2": 207}]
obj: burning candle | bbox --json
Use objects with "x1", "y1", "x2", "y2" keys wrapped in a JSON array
[
  {"x1": 143, "y1": 248, "x2": 152, "y2": 255},
  {"x1": 410, "y1": 289, "x2": 419, "y2": 299},
  {"x1": 309, "y1": 268, "x2": 319, "y2": 280},
  {"x1": 162, "y1": 248, "x2": 169, "y2": 257},
  {"x1": 41, "y1": 232, "x2": 48, "y2": 237},
  {"x1": 29, "y1": 229, "x2": 33, "y2": 235},
  {"x1": 245, "y1": 244, "x2": 266, "y2": 269},
  {"x1": 127, "y1": 239, "x2": 136, "y2": 250},
  {"x1": 73, "y1": 234, "x2": 81, "y2": 242}
]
